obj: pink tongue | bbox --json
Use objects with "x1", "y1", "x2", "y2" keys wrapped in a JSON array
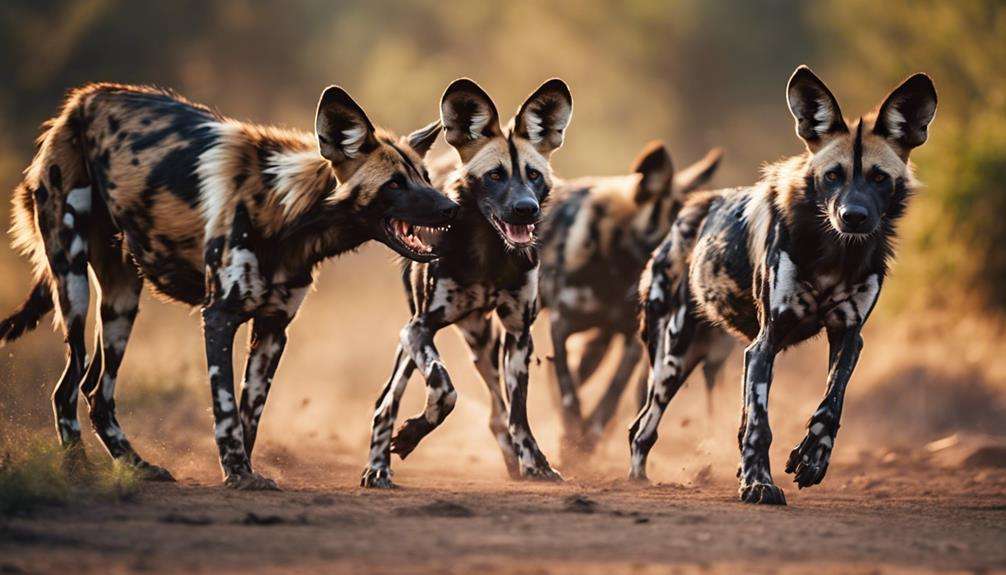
[{"x1": 504, "y1": 223, "x2": 532, "y2": 243}]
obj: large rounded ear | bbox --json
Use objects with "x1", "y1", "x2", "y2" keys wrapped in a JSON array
[
  {"x1": 407, "y1": 119, "x2": 442, "y2": 158},
  {"x1": 873, "y1": 73, "x2": 937, "y2": 158},
  {"x1": 786, "y1": 65, "x2": 848, "y2": 150},
  {"x1": 631, "y1": 141, "x2": 674, "y2": 203},
  {"x1": 674, "y1": 147, "x2": 724, "y2": 195},
  {"x1": 315, "y1": 86, "x2": 378, "y2": 167},
  {"x1": 512, "y1": 78, "x2": 573, "y2": 156},
  {"x1": 440, "y1": 78, "x2": 501, "y2": 163}
]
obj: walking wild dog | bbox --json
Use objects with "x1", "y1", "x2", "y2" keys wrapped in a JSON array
[
  {"x1": 538, "y1": 141, "x2": 733, "y2": 461},
  {"x1": 363, "y1": 78, "x2": 573, "y2": 487},
  {"x1": 1, "y1": 83, "x2": 458, "y2": 489},
  {"x1": 632, "y1": 66, "x2": 937, "y2": 504}
]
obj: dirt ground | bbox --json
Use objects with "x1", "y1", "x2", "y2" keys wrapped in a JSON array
[{"x1": 2, "y1": 454, "x2": 1005, "y2": 575}]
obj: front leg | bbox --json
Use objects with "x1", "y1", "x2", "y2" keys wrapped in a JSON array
[
  {"x1": 549, "y1": 313, "x2": 587, "y2": 461},
  {"x1": 202, "y1": 306, "x2": 276, "y2": 490},
  {"x1": 738, "y1": 335, "x2": 784, "y2": 504},
  {"x1": 786, "y1": 327, "x2": 862, "y2": 487},
  {"x1": 389, "y1": 320, "x2": 458, "y2": 459},
  {"x1": 499, "y1": 281, "x2": 561, "y2": 481}
]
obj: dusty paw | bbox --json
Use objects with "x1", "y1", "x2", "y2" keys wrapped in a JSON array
[
  {"x1": 628, "y1": 467, "x2": 650, "y2": 483},
  {"x1": 521, "y1": 465, "x2": 563, "y2": 482},
  {"x1": 360, "y1": 467, "x2": 396, "y2": 489},
  {"x1": 786, "y1": 432, "x2": 833, "y2": 488},
  {"x1": 224, "y1": 471, "x2": 280, "y2": 491},
  {"x1": 390, "y1": 417, "x2": 435, "y2": 460},
  {"x1": 134, "y1": 461, "x2": 176, "y2": 482},
  {"x1": 739, "y1": 482, "x2": 786, "y2": 505}
]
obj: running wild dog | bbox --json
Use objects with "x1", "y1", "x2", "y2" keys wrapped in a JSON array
[
  {"x1": 538, "y1": 142, "x2": 733, "y2": 460},
  {"x1": 632, "y1": 66, "x2": 937, "y2": 504},
  {"x1": 362, "y1": 78, "x2": 573, "y2": 487},
  {"x1": 0, "y1": 83, "x2": 458, "y2": 489}
]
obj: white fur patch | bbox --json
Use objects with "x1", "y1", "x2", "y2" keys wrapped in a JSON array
[
  {"x1": 65, "y1": 273, "x2": 89, "y2": 316},
  {"x1": 196, "y1": 122, "x2": 245, "y2": 238},
  {"x1": 770, "y1": 251, "x2": 798, "y2": 314},
  {"x1": 341, "y1": 125, "x2": 367, "y2": 158},
  {"x1": 742, "y1": 187, "x2": 773, "y2": 268},
  {"x1": 66, "y1": 186, "x2": 92, "y2": 213},
  {"x1": 523, "y1": 111, "x2": 544, "y2": 143},
  {"x1": 813, "y1": 96, "x2": 834, "y2": 135},
  {"x1": 884, "y1": 106, "x2": 907, "y2": 139}
]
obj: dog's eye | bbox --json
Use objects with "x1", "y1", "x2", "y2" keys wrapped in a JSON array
[
  {"x1": 489, "y1": 169, "x2": 505, "y2": 182},
  {"x1": 388, "y1": 180, "x2": 401, "y2": 190},
  {"x1": 528, "y1": 168, "x2": 541, "y2": 181},
  {"x1": 825, "y1": 169, "x2": 841, "y2": 183},
  {"x1": 872, "y1": 171, "x2": 889, "y2": 184}
]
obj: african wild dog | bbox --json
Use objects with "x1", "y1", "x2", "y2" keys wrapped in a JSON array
[
  {"x1": 537, "y1": 141, "x2": 733, "y2": 461},
  {"x1": 0, "y1": 82, "x2": 458, "y2": 489},
  {"x1": 362, "y1": 78, "x2": 573, "y2": 487},
  {"x1": 632, "y1": 66, "x2": 937, "y2": 504}
]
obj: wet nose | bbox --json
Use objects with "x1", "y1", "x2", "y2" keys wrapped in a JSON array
[
  {"x1": 441, "y1": 204, "x2": 459, "y2": 220},
  {"x1": 513, "y1": 198, "x2": 540, "y2": 219},
  {"x1": 839, "y1": 205, "x2": 869, "y2": 229}
]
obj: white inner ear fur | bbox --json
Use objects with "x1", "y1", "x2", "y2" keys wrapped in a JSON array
[
  {"x1": 523, "y1": 110, "x2": 544, "y2": 143},
  {"x1": 813, "y1": 96, "x2": 834, "y2": 135},
  {"x1": 884, "y1": 105, "x2": 907, "y2": 139},
  {"x1": 467, "y1": 109, "x2": 491, "y2": 140},
  {"x1": 341, "y1": 125, "x2": 368, "y2": 158}
]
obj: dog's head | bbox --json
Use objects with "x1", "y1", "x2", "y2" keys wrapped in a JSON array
[
  {"x1": 786, "y1": 66, "x2": 937, "y2": 237},
  {"x1": 315, "y1": 86, "x2": 458, "y2": 261},
  {"x1": 439, "y1": 78, "x2": 573, "y2": 249},
  {"x1": 628, "y1": 141, "x2": 723, "y2": 247}
]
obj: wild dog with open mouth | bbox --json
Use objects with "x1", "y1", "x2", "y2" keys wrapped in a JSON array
[
  {"x1": 362, "y1": 78, "x2": 573, "y2": 487},
  {"x1": 632, "y1": 66, "x2": 936, "y2": 504},
  {"x1": 538, "y1": 141, "x2": 732, "y2": 461},
  {"x1": 0, "y1": 82, "x2": 458, "y2": 489}
]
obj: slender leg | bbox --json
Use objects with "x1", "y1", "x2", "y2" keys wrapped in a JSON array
[
  {"x1": 389, "y1": 320, "x2": 458, "y2": 459},
  {"x1": 500, "y1": 285, "x2": 561, "y2": 481},
  {"x1": 202, "y1": 306, "x2": 275, "y2": 490},
  {"x1": 456, "y1": 312, "x2": 520, "y2": 478},
  {"x1": 549, "y1": 314, "x2": 586, "y2": 458},
  {"x1": 628, "y1": 280, "x2": 701, "y2": 481},
  {"x1": 786, "y1": 327, "x2": 863, "y2": 488},
  {"x1": 574, "y1": 331, "x2": 612, "y2": 387},
  {"x1": 583, "y1": 334, "x2": 644, "y2": 450},
  {"x1": 362, "y1": 346, "x2": 415, "y2": 488},
  {"x1": 82, "y1": 270, "x2": 173, "y2": 480},
  {"x1": 737, "y1": 335, "x2": 785, "y2": 504}
]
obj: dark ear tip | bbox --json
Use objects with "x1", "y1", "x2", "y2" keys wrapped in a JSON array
[
  {"x1": 706, "y1": 147, "x2": 725, "y2": 163},
  {"x1": 633, "y1": 140, "x2": 672, "y2": 173},
  {"x1": 319, "y1": 85, "x2": 352, "y2": 104},
  {"x1": 640, "y1": 140, "x2": 670, "y2": 160},
  {"x1": 443, "y1": 78, "x2": 484, "y2": 97},
  {"x1": 906, "y1": 73, "x2": 938, "y2": 97},
  {"x1": 538, "y1": 78, "x2": 572, "y2": 99},
  {"x1": 788, "y1": 65, "x2": 821, "y2": 87}
]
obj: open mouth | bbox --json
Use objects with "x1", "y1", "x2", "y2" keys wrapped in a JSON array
[
  {"x1": 491, "y1": 216, "x2": 536, "y2": 247},
  {"x1": 385, "y1": 218, "x2": 449, "y2": 257}
]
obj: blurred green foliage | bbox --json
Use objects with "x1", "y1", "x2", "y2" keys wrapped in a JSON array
[{"x1": 0, "y1": 0, "x2": 1002, "y2": 314}]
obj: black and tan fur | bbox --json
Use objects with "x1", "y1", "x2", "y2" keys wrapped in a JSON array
[
  {"x1": 631, "y1": 66, "x2": 937, "y2": 504},
  {"x1": 538, "y1": 142, "x2": 732, "y2": 460},
  {"x1": 362, "y1": 78, "x2": 573, "y2": 487},
  {"x1": 1, "y1": 82, "x2": 458, "y2": 489}
]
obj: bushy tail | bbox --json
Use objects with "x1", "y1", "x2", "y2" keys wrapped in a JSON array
[{"x1": 0, "y1": 280, "x2": 54, "y2": 345}]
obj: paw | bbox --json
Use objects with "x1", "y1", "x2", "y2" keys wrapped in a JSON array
[
  {"x1": 628, "y1": 467, "x2": 650, "y2": 483},
  {"x1": 134, "y1": 461, "x2": 176, "y2": 482},
  {"x1": 786, "y1": 430, "x2": 834, "y2": 488},
  {"x1": 521, "y1": 465, "x2": 563, "y2": 482},
  {"x1": 390, "y1": 417, "x2": 434, "y2": 460},
  {"x1": 224, "y1": 471, "x2": 280, "y2": 491},
  {"x1": 739, "y1": 482, "x2": 786, "y2": 505},
  {"x1": 360, "y1": 466, "x2": 396, "y2": 489}
]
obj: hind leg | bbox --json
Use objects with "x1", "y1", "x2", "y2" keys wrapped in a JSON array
[
  {"x1": 456, "y1": 312, "x2": 520, "y2": 478},
  {"x1": 583, "y1": 334, "x2": 644, "y2": 452},
  {"x1": 628, "y1": 281, "x2": 704, "y2": 481},
  {"x1": 81, "y1": 253, "x2": 173, "y2": 481},
  {"x1": 42, "y1": 185, "x2": 93, "y2": 468}
]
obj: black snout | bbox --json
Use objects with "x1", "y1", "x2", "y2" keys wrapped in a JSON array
[
  {"x1": 512, "y1": 198, "x2": 540, "y2": 220},
  {"x1": 839, "y1": 204, "x2": 869, "y2": 230},
  {"x1": 441, "y1": 204, "x2": 459, "y2": 220}
]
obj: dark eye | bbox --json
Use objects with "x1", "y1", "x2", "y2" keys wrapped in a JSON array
[
  {"x1": 825, "y1": 168, "x2": 842, "y2": 183},
  {"x1": 528, "y1": 168, "x2": 541, "y2": 181},
  {"x1": 872, "y1": 171, "x2": 889, "y2": 184},
  {"x1": 489, "y1": 169, "x2": 505, "y2": 182},
  {"x1": 388, "y1": 180, "x2": 401, "y2": 190}
]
